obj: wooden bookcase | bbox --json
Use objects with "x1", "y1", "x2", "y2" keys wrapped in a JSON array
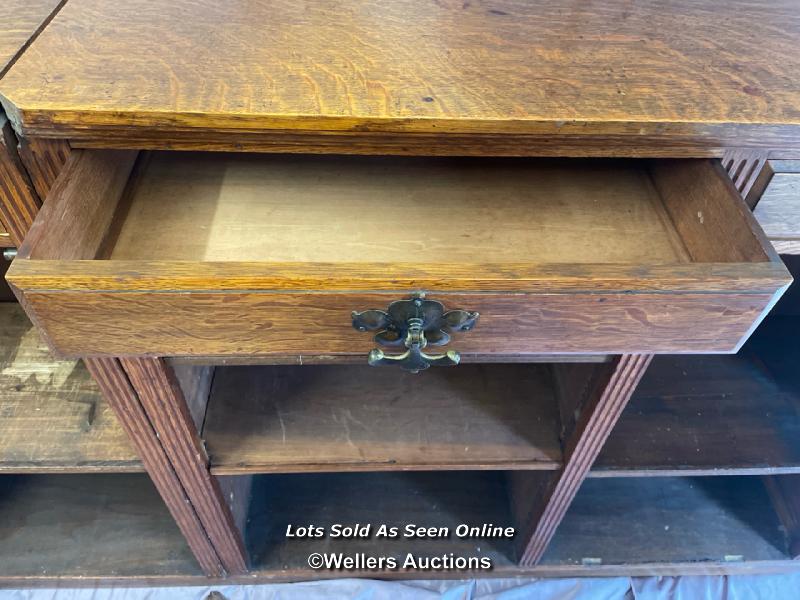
[{"x1": 1, "y1": 0, "x2": 800, "y2": 585}]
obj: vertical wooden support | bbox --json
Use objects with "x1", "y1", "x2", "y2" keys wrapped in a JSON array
[
  {"x1": 120, "y1": 357, "x2": 248, "y2": 574},
  {"x1": 519, "y1": 354, "x2": 653, "y2": 565},
  {"x1": 9, "y1": 135, "x2": 241, "y2": 576},
  {"x1": 84, "y1": 358, "x2": 225, "y2": 576}
]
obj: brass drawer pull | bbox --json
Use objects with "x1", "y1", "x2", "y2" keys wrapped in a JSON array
[{"x1": 351, "y1": 293, "x2": 479, "y2": 373}]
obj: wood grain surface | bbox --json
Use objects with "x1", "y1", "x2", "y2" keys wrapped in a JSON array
[
  {"x1": 722, "y1": 149, "x2": 770, "y2": 207},
  {"x1": 0, "y1": 0, "x2": 64, "y2": 77},
  {"x1": 15, "y1": 136, "x2": 71, "y2": 202},
  {"x1": 120, "y1": 357, "x2": 248, "y2": 575},
  {"x1": 0, "y1": 303, "x2": 141, "y2": 473},
  {"x1": 0, "y1": 473, "x2": 202, "y2": 578},
  {"x1": 593, "y1": 353, "x2": 800, "y2": 476},
  {"x1": 753, "y1": 161, "x2": 800, "y2": 254},
  {"x1": 519, "y1": 354, "x2": 653, "y2": 565},
  {"x1": 2, "y1": 0, "x2": 800, "y2": 152},
  {"x1": 202, "y1": 364, "x2": 562, "y2": 474},
  {"x1": 83, "y1": 356, "x2": 225, "y2": 576},
  {"x1": 12, "y1": 290, "x2": 782, "y2": 358},
  {"x1": 111, "y1": 154, "x2": 687, "y2": 264},
  {"x1": 7, "y1": 151, "x2": 790, "y2": 357},
  {"x1": 6, "y1": 136, "x2": 228, "y2": 577},
  {"x1": 542, "y1": 476, "x2": 791, "y2": 565},
  {"x1": 0, "y1": 221, "x2": 10, "y2": 247},
  {"x1": 0, "y1": 115, "x2": 39, "y2": 246},
  {"x1": 18, "y1": 149, "x2": 137, "y2": 261}
]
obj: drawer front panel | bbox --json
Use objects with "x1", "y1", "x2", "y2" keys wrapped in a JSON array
[{"x1": 19, "y1": 290, "x2": 777, "y2": 358}]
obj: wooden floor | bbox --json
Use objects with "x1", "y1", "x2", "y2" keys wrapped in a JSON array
[{"x1": 203, "y1": 364, "x2": 563, "y2": 474}]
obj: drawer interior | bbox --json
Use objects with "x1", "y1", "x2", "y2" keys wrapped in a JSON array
[
  {"x1": 105, "y1": 153, "x2": 763, "y2": 266},
  {"x1": 111, "y1": 154, "x2": 694, "y2": 264}
]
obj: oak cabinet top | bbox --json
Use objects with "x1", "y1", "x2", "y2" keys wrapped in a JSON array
[
  {"x1": 0, "y1": 0, "x2": 64, "y2": 77},
  {"x1": 2, "y1": 0, "x2": 800, "y2": 148}
]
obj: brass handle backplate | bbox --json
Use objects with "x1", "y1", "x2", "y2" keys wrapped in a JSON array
[{"x1": 351, "y1": 293, "x2": 479, "y2": 373}]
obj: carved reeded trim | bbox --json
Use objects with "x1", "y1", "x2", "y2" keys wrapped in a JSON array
[
  {"x1": 84, "y1": 357, "x2": 225, "y2": 576},
  {"x1": 722, "y1": 149, "x2": 770, "y2": 209},
  {"x1": 15, "y1": 136, "x2": 71, "y2": 202},
  {"x1": 120, "y1": 357, "x2": 248, "y2": 575},
  {"x1": 0, "y1": 116, "x2": 40, "y2": 246},
  {"x1": 519, "y1": 354, "x2": 653, "y2": 565}
]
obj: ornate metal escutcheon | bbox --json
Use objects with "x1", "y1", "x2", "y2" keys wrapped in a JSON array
[{"x1": 351, "y1": 293, "x2": 479, "y2": 373}]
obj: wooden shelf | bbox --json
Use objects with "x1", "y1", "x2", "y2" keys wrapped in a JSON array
[
  {"x1": 542, "y1": 476, "x2": 793, "y2": 567},
  {"x1": 0, "y1": 473, "x2": 202, "y2": 582},
  {"x1": 244, "y1": 471, "x2": 519, "y2": 576},
  {"x1": 202, "y1": 364, "x2": 563, "y2": 474},
  {"x1": 0, "y1": 303, "x2": 142, "y2": 472},
  {"x1": 593, "y1": 315, "x2": 800, "y2": 477}
]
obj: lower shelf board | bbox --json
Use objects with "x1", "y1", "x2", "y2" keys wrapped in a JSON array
[
  {"x1": 542, "y1": 476, "x2": 792, "y2": 566},
  {"x1": 0, "y1": 303, "x2": 142, "y2": 473},
  {"x1": 244, "y1": 471, "x2": 519, "y2": 575},
  {"x1": 234, "y1": 471, "x2": 800, "y2": 580},
  {"x1": 593, "y1": 315, "x2": 800, "y2": 477},
  {"x1": 0, "y1": 473, "x2": 202, "y2": 582},
  {"x1": 203, "y1": 364, "x2": 563, "y2": 474}
]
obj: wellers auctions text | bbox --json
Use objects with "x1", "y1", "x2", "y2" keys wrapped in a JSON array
[
  {"x1": 313, "y1": 552, "x2": 493, "y2": 570},
  {"x1": 286, "y1": 523, "x2": 515, "y2": 539}
]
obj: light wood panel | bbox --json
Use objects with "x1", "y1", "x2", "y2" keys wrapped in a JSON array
[
  {"x1": 0, "y1": 303, "x2": 141, "y2": 472},
  {"x1": 3, "y1": 0, "x2": 800, "y2": 152},
  {"x1": 0, "y1": 0, "x2": 64, "y2": 76},
  {"x1": 18, "y1": 149, "x2": 137, "y2": 261},
  {"x1": 756, "y1": 173, "x2": 800, "y2": 237},
  {"x1": 754, "y1": 162, "x2": 800, "y2": 254},
  {"x1": 203, "y1": 364, "x2": 562, "y2": 474},
  {"x1": 111, "y1": 154, "x2": 688, "y2": 264}
]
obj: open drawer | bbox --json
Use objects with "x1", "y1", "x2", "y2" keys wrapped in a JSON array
[{"x1": 6, "y1": 151, "x2": 791, "y2": 362}]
